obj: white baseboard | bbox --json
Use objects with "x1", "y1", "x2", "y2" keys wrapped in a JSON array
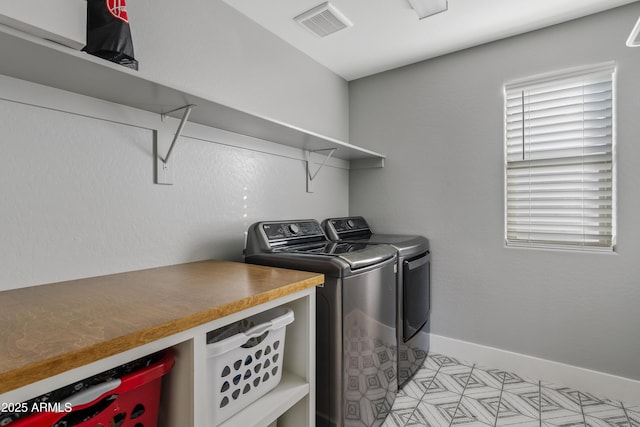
[{"x1": 429, "y1": 333, "x2": 640, "y2": 407}]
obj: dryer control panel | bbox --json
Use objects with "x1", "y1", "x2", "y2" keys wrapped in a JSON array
[
  {"x1": 323, "y1": 216, "x2": 372, "y2": 240},
  {"x1": 328, "y1": 216, "x2": 370, "y2": 233}
]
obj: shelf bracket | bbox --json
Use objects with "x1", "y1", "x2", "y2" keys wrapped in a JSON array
[
  {"x1": 305, "y1": 148, "x2": 336, "y2": 193},
  {"x1": 160, "y1": 104, "x2": 195, "y2": 164},
  {"x1": 154, "y1": 104, "x2": 195, "y2": 185}
]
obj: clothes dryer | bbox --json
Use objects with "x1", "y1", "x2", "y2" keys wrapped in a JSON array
[{"x1": 323, "y1": 216, "x2": 430, "y2": 389}]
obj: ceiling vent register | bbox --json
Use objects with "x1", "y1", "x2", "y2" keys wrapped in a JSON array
[
  {"x1": 407, "y1": 0, "x2": 448, "y2": 19},
  {"x1": 294, "y1": 2, "x2": 352, "y2": 37}
]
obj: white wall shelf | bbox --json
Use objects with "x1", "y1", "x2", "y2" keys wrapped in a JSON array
[
  {"x1": 0, "y1": 23, "x2": 385, "y2": 168},
  {"x1": 0, "y1": 0, "x2": 85, "y2": 50}
]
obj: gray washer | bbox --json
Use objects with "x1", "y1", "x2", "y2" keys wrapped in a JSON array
[{"x1": 244, "y1": 219, "x2": 398, "y2": 427}]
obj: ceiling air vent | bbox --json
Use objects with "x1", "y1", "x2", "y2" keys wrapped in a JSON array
[{"x1": 294, "y1": 2, "x2": 352, "y2": 38}]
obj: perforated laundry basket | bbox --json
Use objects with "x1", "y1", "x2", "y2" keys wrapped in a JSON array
[{"x1": 206, "y1": 307, "x2": 294, "y2": 426}]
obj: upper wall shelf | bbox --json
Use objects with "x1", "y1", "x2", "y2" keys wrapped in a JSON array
[{"x1": 0, "y1": 24, "x2": 385, "y2": 166}]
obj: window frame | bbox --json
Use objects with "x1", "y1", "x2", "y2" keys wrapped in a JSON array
[{"x1": 503, "y1": 62, "x2": 617, "y2": 252}]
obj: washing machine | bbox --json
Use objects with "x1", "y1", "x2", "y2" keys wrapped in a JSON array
[
  {"x1": 244, "y1": 219, "x2": 398, "y2": 427},
  {"x1": 323, "y1": 216, "x2": 430, "y2": 389}
]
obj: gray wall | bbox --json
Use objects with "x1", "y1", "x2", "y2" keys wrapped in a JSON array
[
  {"x1": 127, "y1": 0, "x2": 349, "y2": 142},
  {"x1": 0, "y1": 0, "x2": 349, "y2": 291},
  {"x1": 349, "y1": 3, "x2": 640, "y2": 381}
]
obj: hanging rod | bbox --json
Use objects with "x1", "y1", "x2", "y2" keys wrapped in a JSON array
[{"x1": 160, "y1": 104, "x2": 195, "y2": 164}]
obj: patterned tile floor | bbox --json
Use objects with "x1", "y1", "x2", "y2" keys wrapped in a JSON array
[{"x1": 382, "y1": 353, "x2": 640, "y2": 427}]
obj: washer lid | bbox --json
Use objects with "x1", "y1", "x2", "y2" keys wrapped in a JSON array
[
  {"x1": 274, "y1": 241, "x2": 396, "y2": 269},
  {"x1": 336, "y1": 243, "x2": 396, "y2": 269}
]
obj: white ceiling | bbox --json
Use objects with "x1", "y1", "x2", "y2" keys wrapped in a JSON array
[{"x1": 223, "y1": 0, "x2": 638, "y2": 81}]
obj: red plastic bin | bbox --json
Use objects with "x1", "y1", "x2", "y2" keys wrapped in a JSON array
[{"x1": 8, "y1": 350, "x2": 174, "y2": 427}]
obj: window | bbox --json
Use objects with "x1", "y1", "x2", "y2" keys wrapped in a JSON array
[{"x1": 504, "y1": 62, "x2": 616, "y2": 251}]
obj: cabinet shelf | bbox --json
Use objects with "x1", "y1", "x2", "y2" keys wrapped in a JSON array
[
  {"x1": 218, "y1": 371, "x2": 309, "y2": 427},
  {"x1": 0, "y1": 23, "x2": 384, "y2": 165}
]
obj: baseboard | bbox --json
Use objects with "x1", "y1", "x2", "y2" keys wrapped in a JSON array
[{"x1": 429, "y1": 333, "x2": 640, "y2": 406}]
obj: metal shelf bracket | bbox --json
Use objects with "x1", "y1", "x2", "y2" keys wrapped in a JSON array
[
  {"x1": 305, "y1": 148, "x2": 336, "y2": 193},
  {"x1": 155, "y1": 104, "x2": 195, "y2": 185},
  {"x1": 160, "y1": 104, "x2": 195, "y2": 164}
]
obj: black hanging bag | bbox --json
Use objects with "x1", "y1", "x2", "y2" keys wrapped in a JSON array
[{"x1": 83, "y1": 0, "x2": 138, "y2": 70}]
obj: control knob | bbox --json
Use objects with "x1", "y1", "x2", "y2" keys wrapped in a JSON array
[{"x1": 288, "y1": 224, "x2": 300, "y2": 234}]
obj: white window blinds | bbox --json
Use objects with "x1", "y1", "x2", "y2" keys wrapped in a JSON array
[{"x1": 504, "y1": 63, "x2": 616, "y2": 251}]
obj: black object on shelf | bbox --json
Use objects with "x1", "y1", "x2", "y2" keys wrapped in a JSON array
[{"x1": 83, "y1": 0, "x2": 138, "y2": 70}]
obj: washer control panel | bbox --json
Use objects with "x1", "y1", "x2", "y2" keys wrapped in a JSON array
[{"x1": 262, "y1": 220, "x2": 325, "y2": 241}]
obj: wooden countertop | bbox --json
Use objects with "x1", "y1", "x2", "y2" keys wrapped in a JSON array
[{"x1": 0, "y1": 260, "x2": 323, "y2": 394}]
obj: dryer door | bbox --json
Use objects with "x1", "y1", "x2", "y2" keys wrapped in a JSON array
[{"x1": 402, "y1": 252, "x2": 431, "y2": 341}]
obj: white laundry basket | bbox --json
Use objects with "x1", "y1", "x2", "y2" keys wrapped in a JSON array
[{"x1": 206, "y1": 306, "x2": 294, "y2": 426}]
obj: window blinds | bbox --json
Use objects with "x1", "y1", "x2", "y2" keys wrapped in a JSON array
[{"x1": 504, "y1": 63, "x2": 615, "y2": 250}]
